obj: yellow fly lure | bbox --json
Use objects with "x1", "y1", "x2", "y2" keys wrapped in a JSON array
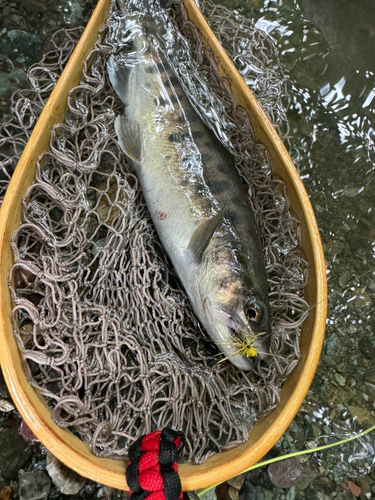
[{"x1": 218, "y1": 332, "x2": 265, "y2": 363}]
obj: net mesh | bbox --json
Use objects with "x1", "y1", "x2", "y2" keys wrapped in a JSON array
[{"x1": 5, "y1": 0, "x2": 309, "y2": 463}]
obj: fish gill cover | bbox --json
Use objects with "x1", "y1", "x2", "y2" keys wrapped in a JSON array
[{"x1": 6, "y1": 0, "x2": 308, "y2": 462}]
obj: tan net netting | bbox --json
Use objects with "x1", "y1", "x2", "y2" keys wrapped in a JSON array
[{"x1": 4, "y1": 0, "x2": 309, "y2": 463}]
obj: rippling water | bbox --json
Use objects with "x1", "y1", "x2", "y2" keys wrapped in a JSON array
[{"x1": 220, "y1": 0, "x2": 375, "y2": 489}]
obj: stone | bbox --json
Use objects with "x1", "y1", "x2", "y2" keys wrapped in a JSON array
[
  {"x1": 347, "y1": 324, "x2": 357, "y2": 334},
  {"x1": 0, "y1": 73, "x2": 11, "y2": 96},
  {"x1": 0, "y1": 30, "x2": 41, "y2": 63},
  {"x1": 97, "y1": 486, "x2": 114, "y2": 498},
  {"x1": 0, "y1": 415, "x2": 33, "y2": 478},
  {"x1": 198, "y1": 487, "x2": 217, "y2": 500},
  {"x1": 84, "y1": 482, "x2": 96, "y2": 495},
  {"x1": 46, "y1": 452, "x2": 86, "y2": 495},
  {"x1": 227, "y1": 472, "x2": 247, "y2": 490},
  {"x1": 228, "y1": 487, "x2": 239, "y2": 500},
  {"x1": 20, "y1": 0, "x2": 47, "y2": 13},
  {"x1": 354, "y1": 289, "x2": 372, "y2": 308},
  {"x1": 297, "y1": 467, "x2": 319, "y2": 489},
  {"x1": 0, "y1": 487, "x2": 12, "y2": 500},
  {"x1": 357, "y1": 477, "x2": 372, "y2": 495},
  {"x1": 215, "y1": 483, "x2": 229, "y2": 500},
  {"x1": 358, "y1": 339, "x2": 375, "y2": 360},
  {"x1": 326, "y1": 240, "x2": 344, "y2": 256},
  {"x1": 334, "y1": 373, "x2": 346, "y2": 386},
  {"x1": 325, "y1": 334, "x2": 338, "y2": 356},
  {"x1": 347, "y1": 481, "x2": 361, "y2": 497},
  {"x1": 0, "y1": 399, "x2": 15, "y2": 412},
  {"x1": 316, "y1": 493, "x2": 330, "y2": 500},
  {"x1": 19, "y1": 472, "x2": 51, "y2": 500},
  {"x1": 286, "y1": 487, "x2": 296, "y2": 500},
  {"x1": 0, "y1": 368, "x2": 10, "y2": 399},
  {"x1": 268, "y1": 458, "x2": 302, "y2": 488},
  {"x1": 258, "y1": 489, "x2": 273, "y2": 500},
  {"x1": 19, "y1": 420, "x2": 39, "y2": 444},
  {"x1": 239, "y1": 480, "x2": 258, "y2": 500},
  {"x1": 0, "y1": 69, "x2": 26, "y2": 96},
  {"x1": 348, "y1": 405, "x2": 372, "y2": 426}
]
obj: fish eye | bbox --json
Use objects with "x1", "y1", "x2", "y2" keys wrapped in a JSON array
[{"x1": 246, "y1": 302, "x2": 263, "y2": 323}]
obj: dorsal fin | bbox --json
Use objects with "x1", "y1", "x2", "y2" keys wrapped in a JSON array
[{"x1": 188, "y1": 208, "x2": 228, "y2": 263}]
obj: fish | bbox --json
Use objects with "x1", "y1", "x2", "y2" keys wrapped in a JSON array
[{"x1": 107, "y1": 0, "x2": 271, "y2": 370}]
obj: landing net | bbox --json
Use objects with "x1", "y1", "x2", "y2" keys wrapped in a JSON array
[{"x1": 4, "y1": 0, "x2": 308, "y2": 463}]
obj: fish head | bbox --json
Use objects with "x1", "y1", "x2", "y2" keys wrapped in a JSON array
[{"x1": 199, "y1": 272, "x2": 271, "y2": 371}]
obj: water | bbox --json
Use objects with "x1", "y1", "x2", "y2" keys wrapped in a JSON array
[
  {"x1": 223, "y1": 0, "x2": 375, "y2": 496},
  {"x1": 1, "y1": 0, "x2": 375, "y2": 498}
]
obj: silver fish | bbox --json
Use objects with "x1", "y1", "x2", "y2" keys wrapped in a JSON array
[{"x1": 107, "y1": 9, "x2": 270, "y2": 370}]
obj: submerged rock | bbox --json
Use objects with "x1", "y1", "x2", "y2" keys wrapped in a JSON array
[
  {"x1": 0, "y1": 399, "x2": 15, "y2": 412},
  {"x1": 239, "y1": 480, "x2": 258, "y2": 500},
  {"x1": 19, "y1": 420, "x2": 39, "y2": 444},
  {"x1": 0, "y1": 69, "x2": 26, "y2": 96},
  {"x1": 347, "y1": 481, "x2": 361, "y2": 497},
  {"x1": 0, "y1": 30, "x2": 41, "y2": 64},
  {"x1": 0, "y1": 368, "x2": 10, "y2": 399},
  {"x1": 227, "y1": 472, "x2": 247, "y2": 491},
  {"x1": 46, "y1": 452, "x2": 86, "y2": 495},
  {"x1": 268, "y1": 458, "x2": 302, "y2": 488},
  {"x1": 0, "y1": 487, "x2": 12, "y2": 500},
  {"x1": 228, "y1": 487, "x2": 239, "y2": 500},
  {"x1": 0, "y1": 415, "x2": 33, "y2": 478},
  {"x1": 358, "y1": 338, "x2": 375, "y2": 359},
  {"x1": 19, "y1": 471, "x2": 51, "y2": 500}
]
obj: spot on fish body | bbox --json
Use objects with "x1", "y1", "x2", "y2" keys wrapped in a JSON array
[
  {"x1": 185, "y1": 108, "x2": 200, "y2": 123},
  {"x1": 169, "y1": 133, "x2": 187, "y2": 143},
  {"x1": 194, "y1": 182, "x2": 206, "y2": 195},
  {"x1": 231, "y1": 196, "x2": 244, "y2": 208},
  {"x1": 192, "y1": 130, "x2": 205, "y2": 139},
  {"x1": 217, "y1": 163, "x2": 227, "y2": 173},
  {"x1": 168, "y1": 74, "x2": 178, "y2": 84},
  {"x1": 211, "y1": 180, "x2": 230, "y2": 193},
  {"x1": 159, "y1": 212, "x2": 167, "y2": 220},
  {"x1": 201, "y1": 153, "x2": 212, "y2": 163},
  {"x1": 228, "y1": 210, "x2": 240, "y2": 225}
]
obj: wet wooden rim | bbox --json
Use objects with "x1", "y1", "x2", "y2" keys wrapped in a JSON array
[{"x1": 0, "y1": 0, "x2": 326, "y2": 491}]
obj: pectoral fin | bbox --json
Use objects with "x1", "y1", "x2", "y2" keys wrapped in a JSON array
[
  {"x1": 107, "y1": 56, "x2": 131, "y2": 108},
  {"x1": 188, "y1": 208, "x2": 228, "y2": 263},
  {"x1": 114, "y1": 115, "x2": 142, "y2": 164}
]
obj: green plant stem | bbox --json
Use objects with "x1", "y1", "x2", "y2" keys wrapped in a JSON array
[{"x1": 197, "y1": 423, "x2": 375, "y2": 497}]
